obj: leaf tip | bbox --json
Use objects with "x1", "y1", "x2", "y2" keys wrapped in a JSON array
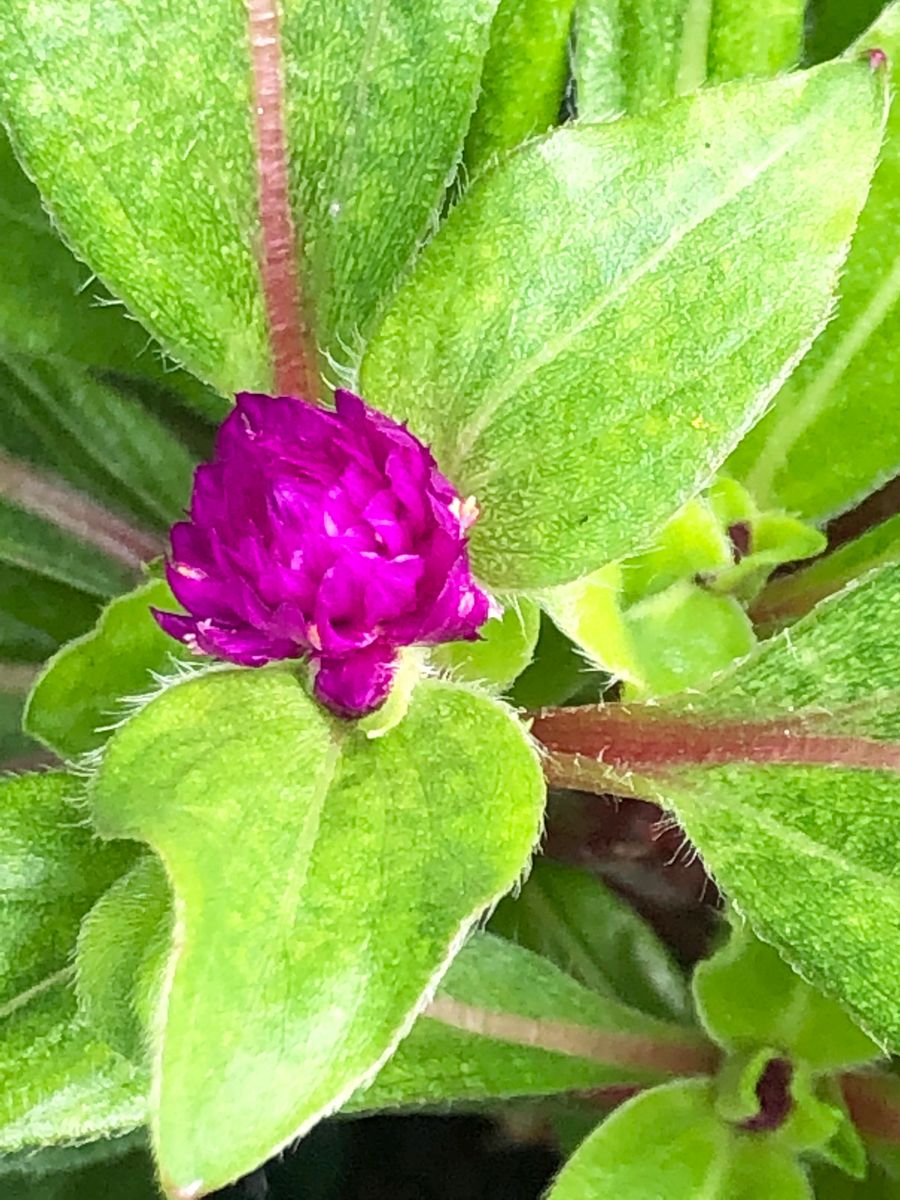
[{"x1": 166, "y1": 1178, "x2": 205, "y2": 1200}]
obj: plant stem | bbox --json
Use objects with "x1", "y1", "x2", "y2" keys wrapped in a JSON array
[
  {"x1": 532, "y1": 705, "x2": 900, "y2": 783},
  {"x1": 247, "y1": 0, "x2": 318, "y2": 400},
  {"x1": 425, "y1": 994, "x2": 721, "y2": 1078},
  {"x1": 0, "y1": 450, "x2": 161, "y2": 571},
  {"x1": 841, "y1": 1071, "x2": 900, "y2": 1144}
]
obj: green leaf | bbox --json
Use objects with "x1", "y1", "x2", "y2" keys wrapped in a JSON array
[
  {"x1": 465, "y1": 0, "x2": 575, "y2": 172},
  {"x1": 0, "y1": 355, "x2": 196, "y2": 533},
  {"x1": 0, "y1": 0, "x2": 499, "y2": 392},
  {"x1": 0, "y1": 127, "x2": 217, "y2": 418},
  {"x1": 490, "y1": 859, "x2": 692, "y2": 1022},
  {"x1": 730, "y1": 7, "x2": 900, "y2": 521},
  {"x1": 0, "y1": 566, "x2": 101, "y2": 665},
  {"x1": 66, "y1": 858, "x2": 712, "y2": 1115},
  {"x1": 574, "y1": 0, "x2": 710, "y2": 121},
  {"x1": 708, "y1": 0, "x2": 805, "y2": 82},
  {"x1": 0, "y1": 499, "x2": 133, "y2": 600},
  {"x1": 89, "y1": 671, "x2": 544, "y2": 1195},
  {"x1": 534, "y1": 564, "x2": 900, "y2": 1050},
  {"x1": 3, "y1": 1148, "x2": 161, "y2": 1200},
  {"x1": 546, "y1": 1080, "x2": 813, "y2": 1199},
  {"x1": 25, "y1": 580, "x2": 189, "y2": 759},
  {"x1": 361, "y1": 63, "x2": 886, "y2": 591},
  {"x1": 509, "y1": 613, "x2": 610, "y2": 709},
  {"x1": 429, "y1": 599, "x2": 540, "y2": 691},
  {"x1": 76, "y1": 855, "x2": 171, "y2": 1062},
  {"x1": 347, "y1": 932, "x2": 712, "y2": 1111},
  {"x1": 621, "y1": 581, "x2": 756, "y2": 698},
  {"x1": 0, "y1": 772, "x2": 135, "y2": 1009},
  {"x1": 694, "y1": 921, "x2": 880, "y2": 1069},
  {"x1": 0, "y1": 976, "x2": 145, "y2": 1154}
]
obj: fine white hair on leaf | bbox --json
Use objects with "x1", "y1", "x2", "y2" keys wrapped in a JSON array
[{"x1": 323, "y1": 327, "x2": 364, "y2": 394}]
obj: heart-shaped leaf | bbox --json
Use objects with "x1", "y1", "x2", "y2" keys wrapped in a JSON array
[
  {"x1": 89, "y1": 670, "x2": 544, "y2": 1195},
  {"x1": 361, "y1": 62, "x2": 885, "y2": 590}
]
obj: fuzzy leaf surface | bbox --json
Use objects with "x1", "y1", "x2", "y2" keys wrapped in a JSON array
[
  {"x1": 0, "y1": 773, "x2": 135, "y2": 1009},
  {"x1": 708, "y1": 0, "x2": 805, "y2": 82},
  {"x1": 694, "y1": 922, "x2": 880, "y2": 1068},
  {"x1": 89, "y1": 671, "x2": 544, "y2": 1195},
  {"x1": 574, "y1": 0, "x2": 708, "y2": 120},
  {"x1": 465, "y1": 0, "x2": 575, "y2": 171},
  {"x1": 547, "y1": 1080, "x2": 813, "y2": 1199},
  {"x1": 730, "y1": 6, "x2": 900, "y2": 519},
  {"x1": 362, "y1": 64, "x2": 885, "y2": 590},
  {"x1": 535, "y1": 565, "x2": 900, "y2": 1050},
  {"x1": 0, "y1": 978, "x2": 145, "y2": 1154},
  {"x1": 0, "y1": 0, "x2": 497, "y2": 392},
  {"x1": 25, "y1": 580, "x2": 188, "y2": 759}
]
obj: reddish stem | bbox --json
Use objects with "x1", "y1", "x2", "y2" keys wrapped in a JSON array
[
  {"x1": 0, "y1": 450, "x2": 161, "y2": 571},
  {"x1": 842, "y1": 1072, "x2": 900, "y2": 1144},
  {"x1": 532, "y1": 706, "x2": 900, "y2": 778},
  {"x1": 247, "y1": 0, "x2": 318, "y2": 400}
]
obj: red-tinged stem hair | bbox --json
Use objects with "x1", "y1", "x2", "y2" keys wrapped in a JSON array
[{"x1": 247, "y1": 0, "x2": 318, "y2": 400}]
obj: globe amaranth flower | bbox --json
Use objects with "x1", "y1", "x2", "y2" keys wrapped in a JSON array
[{"x1": 154, "y1": 389, "x2": 496, "y2": 717}]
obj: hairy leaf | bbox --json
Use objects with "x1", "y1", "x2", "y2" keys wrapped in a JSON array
[
  {"x1": 547, "y1": 1080, "x2": 813, "y2": 1199},
  {"x1": 534, "y1": 564, "x2": 900, "y2": 1050},
  {"x1": 0, "y1": 0, "x2": 498, "y2": 392},
  {"x1": 708, "y1": 0, "x2": 805, "y2": 82},
  {"x1": 574, "y1": 0, "x2": 709, "y2": 120},
  {"x1": 362, "y1": 63, "x2": 885, "y2": 590},
  {"x1": 465, "y1": 0, "x2": 575, "y2": 172},
  {"x1": 25, "y1": 580, "x2": 188, "y2": 759},
  {"x1": 694, "y1": 921, "x2": 880, "y2": 1068},
  {"x1": 0, "y1": 355, "x2": 196, "y2": 533},
  {"x1": 349, "y1": 933, "x2": 714, "y2": 1112},
  {"x1": 89, "y1": 671, "x2": 544, "y2": 1195},
  {"x1": 0, "y1": 773, "x2": 135, "y2": 1009},
  {"x1": 0, "y1": 977, "x2": 145, "y2": 1154},
  {"x1": 730, "y1": 6, "x2": 900, "y2": 520},
  {"x1": 0, "y1": 128, "x2": 216, "y2": 418}
]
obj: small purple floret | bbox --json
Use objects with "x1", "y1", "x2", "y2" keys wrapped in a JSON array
[{"x1": 154, "y1": 390, "x2": 495, "y2": 716}]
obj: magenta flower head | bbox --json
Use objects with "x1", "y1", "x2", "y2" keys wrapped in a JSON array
[{"x1": 153, "y1": 390, "x2": 495, "y2": 717}]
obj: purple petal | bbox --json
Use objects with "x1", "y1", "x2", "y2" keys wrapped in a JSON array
[{"x1": 313, "y1": 644, "x2": 397, "y2": 717}]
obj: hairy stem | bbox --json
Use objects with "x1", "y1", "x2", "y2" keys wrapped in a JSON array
[
  {"x1": 532, "y1": 705, "x2": 900, "y2": 783},
  {"x1": 0, "y1": 450, "x2": 161, "y2": 571},
  {"x1": 247, "y1": 0, "x2": 318, "y2": 400}
]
